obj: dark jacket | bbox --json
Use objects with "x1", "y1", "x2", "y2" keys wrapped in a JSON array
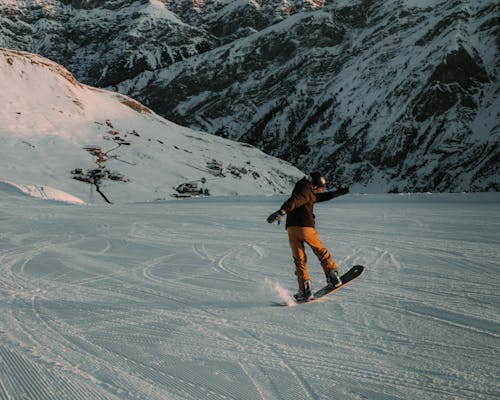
[{"x1": 280, "y1": 177, "x2": 346, "y2": 228}]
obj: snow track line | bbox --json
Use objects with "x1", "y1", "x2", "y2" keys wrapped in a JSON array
[
  {"x1": 382, "y1": 301, "x2": 500, "y2": 339},
  {"x1": 216, "y1": 249, "x2": 250, "y2": 280},
  {"x1": 192, "y1": 243, "x2": 211, "y2": 260},
  {"x1": 187, "y1": 319, "x2": 307, "y2": 400},
  {"x1": 0, "y1": 345, "x2": 109, "y2": 400},
  {"x1": 105, "y1": 239, "x2": 346, "y2": 399},
  {"x1": 140, "y1": 253, "x2": 191, "y2": 285},
  {"x1": 241, "y1": 328, "x2": 321, "y2": 400},
  {"x1": 180, "y1": 298, "x2": 323, "y2": 400},
  {"x1": 27, "y1": 296, "x2": 190, "y2": 400},
  {"x1": 8, "y1": 293, "x2": 144, "y2": 399},
  {"x1": 117, "y1": 270, "x2": 318, "y2": 400},
  {"x1": 214, "y1": 242, "x2": 266, "y2": 284},
  {"x1": 0, "y1": 378, "x2": 9, "y2": 400},
  {"x1": 237, "y1": 360, "x2": 273, "y2": 400}
]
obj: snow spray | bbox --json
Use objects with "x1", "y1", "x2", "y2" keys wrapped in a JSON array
[{"x1": 264, "y1": 278, "x2": 296, "y2": 306}]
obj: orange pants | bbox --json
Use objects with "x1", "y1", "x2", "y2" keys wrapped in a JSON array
[{"x1": 287, "y1": 226, "x2": 337, "y2": 291}]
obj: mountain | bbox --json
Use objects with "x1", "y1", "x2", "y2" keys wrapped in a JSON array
[
  {"x1": 0, "y1": 48, "x2": 304, "y2": 203},
  {"x1": 1, "y1": 0, "x2": 499, "y2": 192}
]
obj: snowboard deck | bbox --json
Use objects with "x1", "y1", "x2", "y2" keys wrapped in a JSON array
[{"x1": 272, "y1": 265, "x2": 365, "y2": 306}]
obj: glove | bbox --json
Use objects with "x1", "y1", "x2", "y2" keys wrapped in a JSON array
[
  {"x1": 267, "y1": 210, "x2": 285, "y2": 224},
  {"x1": 338, "y1": 186, "x2": 349, "y2": 195}
]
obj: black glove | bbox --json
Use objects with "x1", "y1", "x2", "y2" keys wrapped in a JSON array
[
  {"x1": 267, "y1": 210, "x2": 285, "y2": 224},
  {"x1": 338, "y1": 186, "x2": 349, "y2": 195}
]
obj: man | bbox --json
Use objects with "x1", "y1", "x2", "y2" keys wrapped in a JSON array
[{"x1": 267, "y1": 172, "x2": 349, "y2": 302}]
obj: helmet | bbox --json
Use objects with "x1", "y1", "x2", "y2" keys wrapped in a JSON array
[{"x1": 309, "y1": 171, "x2": 326, "y2": 188}]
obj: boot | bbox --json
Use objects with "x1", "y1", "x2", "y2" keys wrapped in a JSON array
[
  {"x1": 328, "y1": 269, "x2": 342, "y2": 288},
  {"x1": 294, "y1": 280, "x2": 314, "y2": 302}
]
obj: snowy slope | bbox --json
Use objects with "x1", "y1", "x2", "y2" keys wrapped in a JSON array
[
  {"x1": 0, "y1": 187, "x2": 498, "y2": 399},
  {"x1": 0, "y1": 48, "x2": 304, "y2": 203}
]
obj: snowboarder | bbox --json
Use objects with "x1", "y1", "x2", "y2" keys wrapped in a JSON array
[{"x1": 267, "y1": 172, "x2": 349, "y2": 302}]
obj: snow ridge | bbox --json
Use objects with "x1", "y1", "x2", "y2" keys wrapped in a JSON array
[{"x1": 0, "y1": 48, "x2": 304, "y2": 203}]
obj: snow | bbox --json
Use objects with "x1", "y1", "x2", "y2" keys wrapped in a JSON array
[
  {"x1": 0, "y1": 189, "x2": 498, "y2": 399},
  {"x1": 0, "y1": 17, "x2": 498, "y2": 399},
  {"x1": 0, "y1": 181, "x2": 86, "y2": 204},
  {"x1": 403, "y1": 0, "x2": 447, "y2": 8}
]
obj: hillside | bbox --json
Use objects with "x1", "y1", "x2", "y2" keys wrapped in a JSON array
[{"x1": 0, "y1": 48, "x2": 304, "y2": 204}]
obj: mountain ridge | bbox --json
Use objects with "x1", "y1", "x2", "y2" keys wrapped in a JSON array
[{"x1": 1, "y1": 0, "x2": 499, "y2": 192}]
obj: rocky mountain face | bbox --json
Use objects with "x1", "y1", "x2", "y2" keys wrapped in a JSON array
[{"x1": 1, "y1": 0, "x2": 499, "y2": 192}]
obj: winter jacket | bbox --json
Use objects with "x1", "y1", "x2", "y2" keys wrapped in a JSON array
[{"x1": 280, "y1": 177, "x2": 347, "y2": 228}]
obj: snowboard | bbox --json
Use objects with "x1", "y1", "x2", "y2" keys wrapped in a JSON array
[{"x1": 272, "y1": 265, "x2": 365, "y2": 306}]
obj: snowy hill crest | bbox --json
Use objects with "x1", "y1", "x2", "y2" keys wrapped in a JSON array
[{"x1": 0, "y1": 48, "x2": 304, "y2": 203}]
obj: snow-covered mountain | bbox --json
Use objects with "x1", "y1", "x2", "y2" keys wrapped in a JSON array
[
  {"x1": 1, "y1": 0, "x2": 499, "y2": 192},
  {"x1": 0, "y1": 48, "x2": 304, "y2": 203}
]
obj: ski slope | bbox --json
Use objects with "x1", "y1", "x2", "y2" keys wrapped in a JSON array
[{"x1": 0, "y1": 188, "x2": 498, "y2": 399}]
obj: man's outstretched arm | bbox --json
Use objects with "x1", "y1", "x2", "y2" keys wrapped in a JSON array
[{"x1": 315, "y1": 186, "x2": 349, "y2": 203}]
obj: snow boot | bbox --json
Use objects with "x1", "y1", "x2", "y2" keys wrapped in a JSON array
[
  {"x1": 328, "y1": 269, "x2": 342, "y2": 288},
  {"x1": 293, "y1": 280, "x2": 314, "y2": 302}
]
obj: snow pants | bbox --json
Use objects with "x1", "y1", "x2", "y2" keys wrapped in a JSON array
[{"x1": 287, "y1": 226, "x2": 338, "y2": 292}]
